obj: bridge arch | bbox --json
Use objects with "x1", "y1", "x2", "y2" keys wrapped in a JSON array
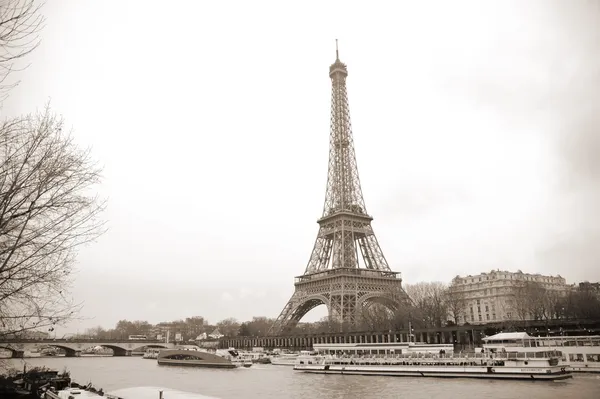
[
  {"x1": 41, "y1": 344, "x2": 81, "y2": 357},
  {"x1": 131, "y1": 344, "x2": 169, "y2": 352},
  {"x1": 0, "y1": 345, "x2": 17, "y2": 356},
  {"x1": 96, "y1": 344, "x2": 130, "y2": 356}
]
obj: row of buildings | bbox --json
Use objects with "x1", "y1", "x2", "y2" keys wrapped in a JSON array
[
  {"x1": 446, "y1": 269, "x2": 599, "y2": 325},
  {"x1": 149, "y1": 321, "x2": 224, "y2": 342}
]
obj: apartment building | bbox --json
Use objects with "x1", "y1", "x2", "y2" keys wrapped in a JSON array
[{"x1": 448, "y1": 269, "x2": 570, "y2": 325}]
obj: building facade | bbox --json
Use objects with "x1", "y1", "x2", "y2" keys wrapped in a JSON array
[{"x1": 448, "y1": 269, "x2": 570, "y2": 325}]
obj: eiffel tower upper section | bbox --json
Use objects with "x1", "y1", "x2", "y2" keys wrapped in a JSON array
[{"x1": 303, "y1": 42, "x2": 392, "y2": 275}]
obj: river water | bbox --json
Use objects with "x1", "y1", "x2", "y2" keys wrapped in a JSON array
[{"x1": 4, "y1": 356, "x2": 600, "y2": 399}]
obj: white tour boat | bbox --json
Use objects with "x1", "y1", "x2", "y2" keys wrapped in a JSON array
[
  {"x1": 294, "y1": 333, "x2": 572, "y2": 381},
  {"x1": 142, "y1": 348, "x2": 161, "y2": 359},
  {"x1": 215, "y1": 348, "x2": 253, "y2": 368},
  {"x1": 482, "y1": 332, "x2": 600, "y2": 373},
  {"x1": 270, "y1": 350, "x2": 315, "y2": 366}
]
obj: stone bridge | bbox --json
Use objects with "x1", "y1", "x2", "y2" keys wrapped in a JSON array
[{"x1": 0, "y1": 339, "x2": 175, "y2": 358}]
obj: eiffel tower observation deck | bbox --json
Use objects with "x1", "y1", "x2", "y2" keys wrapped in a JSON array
[{"x1": 269, "y1": 42, "x2": 409, "y2": 335}]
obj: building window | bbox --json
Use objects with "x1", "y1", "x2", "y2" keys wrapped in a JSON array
[
  {"x1": 471, "y1": 315, "x2": 474, "y2": 322},
  {"x1": 477, "y1": 306, "x2": 481, "y2": 313},
  {"x1": 492, "y1": 313, "x2": 496, "y2": 319},
  {"x1": 486, "y1": 314, "x2": 490, "y2": 320},
  {"x1": 478, "y1": 315, "x2": 482, "y2": 321},
  {"x1": 485, "y1": 305, "x2": 489, "y2": 312}
]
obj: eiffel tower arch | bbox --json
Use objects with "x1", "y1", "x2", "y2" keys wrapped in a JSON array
[{"x1": 269, "y1": 43, "x2": 409, "y2": 336}]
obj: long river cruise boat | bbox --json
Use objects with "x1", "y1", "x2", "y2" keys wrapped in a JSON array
[
  {"x1": 293, "y1": 332, "x2": 572, "y2": 381},
  {"x1": 482, "y1": 332, "x2": 600, "y2": 373}
]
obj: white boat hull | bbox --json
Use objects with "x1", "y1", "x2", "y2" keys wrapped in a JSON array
[
  {"x1": 566, "y1": 363, "x2": 600, "y2": 373},
  {"x1": 270, "y1": 358, "x2": 297, "y2": 366},
  {"x1": 294, "y1": 363, "x2": 572, "y2": 381}
]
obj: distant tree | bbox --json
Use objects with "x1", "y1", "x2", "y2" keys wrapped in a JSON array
[
  {"x1": 559, "y1": 286, "x2": 600, "y2": 320},
  {"x1": 242, "y1": 316, "x2": 273, "y2": 336},
  {"x1": 113, "y1": 320, "x2": 151, "y2": 338},
  {"x1": 291, "y1": 321, "x2": 314, "y2": 335},
  {"x1": 0, "y1": 107, "x2": 106, "y2": 340},
  {"x1": 510, "y1": 281, "x2": 548, "y2": 321},
  {"x1": 360, "y1": 302, "x2": 395, "y2": 331},
  {"x1": 183, "y1": 316, "x2": 206, "y2": 339},
  {"x1": 185, "y1": 316, "x2": 205, "y2": 328},
  {"x1": 0, "y1": 0, "x2": 45, "y2": 103},
  {"x1": 312, "y1": 316, "x2": 340, "y2": 334},
  {"x1": 83, "y1": 326, "x2": 107, "y2": 339},
  {"x1": 238, "y1": 323, "x2": 251, "y2": 336},
  {"x1": 216, "y1": 318, "x2": 240, "y2": 337}
]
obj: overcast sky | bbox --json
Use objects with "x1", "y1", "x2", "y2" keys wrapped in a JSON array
[{"x1": 3, "y1": 0, "x2": 599, "y2": 334}]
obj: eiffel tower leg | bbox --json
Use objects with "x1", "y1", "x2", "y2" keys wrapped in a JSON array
[
  {"x1": 269, "y1": 290, "x2": 331, "y2": 335},
  {"x1": 329, "y1": 291, "x2": 361, "y2": 331}
]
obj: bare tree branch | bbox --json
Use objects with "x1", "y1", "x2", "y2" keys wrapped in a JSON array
[
  {"x1": 404, "y1": 282, "x2": 449, "y2": 328},
  {"x1": 0, "y1": 104, "x2": 106, "y2": 340},
  {"x1": 0, "y1": 0, "x2": 45, "y2": 105}
]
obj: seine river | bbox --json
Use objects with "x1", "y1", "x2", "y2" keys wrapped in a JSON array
[{"x1": 5, "y1": 356, "x2": 600, "y2": 399}]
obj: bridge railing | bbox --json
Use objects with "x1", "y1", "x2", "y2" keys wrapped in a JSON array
[{"x1": 0, "y1": 338, "x2": 165, "y2": 343}]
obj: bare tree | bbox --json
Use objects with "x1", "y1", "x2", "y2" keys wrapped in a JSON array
[
  {"x1": 360, "y1": 302, "x2": 395, "y2": 331},
  {"x1": 559, "y1": 285, "x2": 600, "y2": 320},
  {"x1": 0, "y1": 0, "x2": 45, "y2": 103},
  {"x1": 358, "y1": 286, "x2": 413, "y2": 331},
  {"x1": 215, "y1": 318, "x2": 240, "y2": 337},
  {"x1": 312, "y1": 316, "x2": 340, "y2": 334},
  {"x1": 445, "y1": 284, "x2": 467, "y2": 325},
  {"x1": 510, "y1": 281, "x2": 548, "y2": 321},
  {"x1": 404, "y1": 282, "x2": 448, "y2": 328},
  {"x1": 0, "y1": 106, "x2": 106, "y2": 339},
  {"x1": 240, "y1": 316, "x2": 273, "y2": 336}
]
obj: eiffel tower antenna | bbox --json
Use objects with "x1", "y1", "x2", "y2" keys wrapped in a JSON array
[
  {"x1": 336, "y1": 38, "x2": 339, "y2": 60},
  {"x1": 269, "y1": 43, "x2": 408, "y2": 335}
]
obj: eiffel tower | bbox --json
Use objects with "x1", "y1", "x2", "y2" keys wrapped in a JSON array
[{"x1": 269, "y1": 42, "x2": 408, "y2": 335}]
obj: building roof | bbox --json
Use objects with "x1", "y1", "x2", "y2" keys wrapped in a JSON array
[
  {"x1": 482, "y1": 332, "x2": 532, "y2": 341},
  {"x1": 209, "y1": 328, "x2": 223, "y2": 337}
]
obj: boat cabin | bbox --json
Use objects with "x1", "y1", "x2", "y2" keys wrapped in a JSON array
[{"x1": 312, "y1": 342, "x2": 454, "y2": 357}]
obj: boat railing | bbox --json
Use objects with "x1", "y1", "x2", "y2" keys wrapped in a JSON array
[{"x1": 318, "y1": 350, "x2": 561, "y2": 361}]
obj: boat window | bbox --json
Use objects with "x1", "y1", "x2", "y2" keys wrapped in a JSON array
[
  {"x1": 569, "y1": 353, "x2": 584, "y2": 362},
  {"x1": 586, "y1": 354, "x2": 600, "y2": 362},
  {"x1": 592, "y1": 339, "x2": 600, "y2": 347}
]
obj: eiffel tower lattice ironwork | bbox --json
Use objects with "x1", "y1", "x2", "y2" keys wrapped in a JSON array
[{"x1": 269, "y1": 43, "x2": 408, "y2": 336}]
